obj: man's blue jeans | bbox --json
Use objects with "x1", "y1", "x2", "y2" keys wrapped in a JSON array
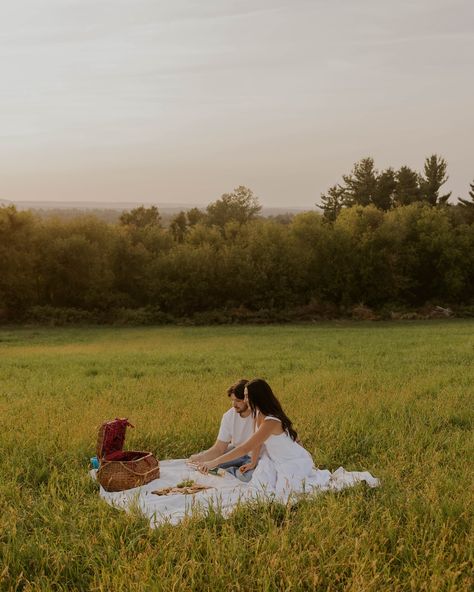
[{"x1": 217, "y1": 454, "x2": 254, "y2": 483}]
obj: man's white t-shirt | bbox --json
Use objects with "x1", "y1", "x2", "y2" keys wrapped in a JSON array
[{"x1": 217, "y1": 408, "x2": 254, "y2": 447}]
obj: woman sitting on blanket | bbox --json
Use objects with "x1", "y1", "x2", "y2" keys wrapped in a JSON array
[{"x1": 197, "y1": 378, "x2": 314, "y2": 498}]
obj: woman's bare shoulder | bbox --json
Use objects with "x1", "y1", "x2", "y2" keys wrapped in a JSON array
[{"x1": 258, "y1": 414, "x2": 284, "y2": 434}]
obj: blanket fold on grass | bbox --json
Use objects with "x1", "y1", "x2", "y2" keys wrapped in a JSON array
[{"x1": 93, "y1": 459, "x2": 379, "y2": 527}]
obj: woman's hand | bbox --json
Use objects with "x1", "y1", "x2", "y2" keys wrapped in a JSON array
[
  {"x1": 239, "y1": 462, "x2": 256, "y2": 474},
  {"x1": 197, "y1": 461, "x2": 215, "y2": 475}
]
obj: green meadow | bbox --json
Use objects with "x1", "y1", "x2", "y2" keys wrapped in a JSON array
[{"x1": 0, "y1": 322, "x2": 472, "y2": 591}]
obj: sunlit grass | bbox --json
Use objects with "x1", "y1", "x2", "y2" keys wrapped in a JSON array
[{"x1": 0, "y1": 322, "x2": 473, "y2": 591}]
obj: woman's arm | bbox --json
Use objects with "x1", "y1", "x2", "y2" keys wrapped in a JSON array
[
  {"x1": 196, "y1": 421, "x2": 276, "y2": 472},
  {"x1": 187, "y1": 439, "x2": 229, "y2": 463},
  {"x1": 240, "y1": 443, "x2": 262, "y2": 473}
]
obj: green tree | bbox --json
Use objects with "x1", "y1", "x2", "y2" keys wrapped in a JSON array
[
  {"x1": 111, "y1": 231, "x2": 154, "y2": 307},
  {"x1": 290, "y1": 211, "x2": 337, "y2": 302},
  {"x1": 149, "y1": 242, "x2": 225, "y2": 315},
  {"x1": 242, "y1": 220, "x2": 299, "y2": 309},
  {"x1": 0, "y1": 206, "x2": 38, "y2": 315},
  {"x1": 119, "y1": 205, "x2": 162, "y2": 228},
  {"x1": 342, "y1": 157, "x2": 378, "y2": 207},
  {"x1": 459, "y1": 179, "x2": 474, "y2": 208},
  {"x1": 420, "y1": 154, "x2": 451, "y2": 205},
  {"x1": 36, "y1": 217, "x2": 116, "y2": 309},
  {"x1": 186, "y1": 207, "x2": 206, "y2": 226},
  {"x1": 206, "y1": 186, "x2": 261, "y2": 228},
  {"x1": 380, "y1": 204, "x2": 468, "y2": 304},
  {"x1": 373, "y1": 168, "x2": 396, "y2": 211},
  {"x1": 37, "y1": 234, "x2": 112, "y2": 308},
  {"x1": 320, "y1": 184, "x2": 344, "y2": 221},
  {"x1": 394, "y1": 166, "x2": 421, "y2": 206},
  {"x1": 119, "y1": 204, "x2": 171, "y2": 256},
  {"x1": 334, "y1": 206, "x2": 389, "y2": 305},
  {"x1": 169, "y1": 211, "x2": 188, "y2": 243},
  {"x1": 456, "y1": 179, "x2": 474, "y2": 224}
]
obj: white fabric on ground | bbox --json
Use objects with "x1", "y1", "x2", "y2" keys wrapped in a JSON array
[{"x1": 93, "y1": 459, "x2": 380, "y2": 528}]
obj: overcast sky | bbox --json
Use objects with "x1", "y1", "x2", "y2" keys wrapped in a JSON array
[{"x1": 1, "y1": 0, "x2": 473, "y2": 207}]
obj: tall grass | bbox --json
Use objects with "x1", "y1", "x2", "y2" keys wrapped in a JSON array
[{"x1": 0, "y1": 322, "x2": 472, "y2": 591}]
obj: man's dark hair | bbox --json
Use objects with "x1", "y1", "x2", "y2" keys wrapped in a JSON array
[{"x1": 227, "y1": 379, "x2": 249, "y2": 400}]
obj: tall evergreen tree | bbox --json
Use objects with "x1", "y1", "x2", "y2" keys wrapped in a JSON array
[
  {"x1": 342, "y1": 157, "x2": 378, "y2": 207},
  {"x1": 458, "y1": 178, "x2": 474, "y2": 207},
  {"x1": 420, "y1": 154, "x2": 451, "y2": 205},
  {"x1": 394, "y1": 166, "x2": 421, "y2": 206},
  {"x1": 320, "y1": 185, "x2": 344, "y2": 221},
  {"x1": 373, "y1": 168, "x2": 396, "y2": 211}
]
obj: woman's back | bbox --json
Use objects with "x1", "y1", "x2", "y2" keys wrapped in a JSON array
[{"x1": 259, "y1": 415, "x2": 312, "y2": 464}]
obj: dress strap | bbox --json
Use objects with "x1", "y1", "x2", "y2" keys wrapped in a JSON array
[{"x1": 263, "y1": 415, "x2": 281, "y2": 423}]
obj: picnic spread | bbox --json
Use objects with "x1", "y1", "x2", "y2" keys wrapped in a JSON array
[
  {"x1": 91, "y1": 458, "x2": 379, "y2": 527},
  {"x1": 90, "y1": 418, "x2": 379, "y2": 527}
]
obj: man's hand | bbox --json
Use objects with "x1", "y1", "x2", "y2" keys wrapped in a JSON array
[
  {"x1": 187, "y1": 453, "x2": 202, "y2": 464},
  {"x1": 197, "y1": 461, "x2": 216, "y2": 475}
]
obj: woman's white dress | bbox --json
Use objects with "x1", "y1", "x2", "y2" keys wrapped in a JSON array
[{"x1": 250, "y1": 415, "x2": 314, "y2": 499}]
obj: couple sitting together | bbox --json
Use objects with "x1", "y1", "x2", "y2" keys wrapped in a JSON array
[{"x1": 188, "y1": 378, "x2": 314, "y2": 497}]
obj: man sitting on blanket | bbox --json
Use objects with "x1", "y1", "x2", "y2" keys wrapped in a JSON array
[{"x1": 188, "y1": 379, "x2": 258, "y2": 482}]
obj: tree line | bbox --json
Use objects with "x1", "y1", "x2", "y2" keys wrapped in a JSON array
[
  {"x1": 1, "y1": 156, "x2": 474, "y2": 323},
  {"x1": 321, "y1": 154, "x2": 466, "y2": 220}
]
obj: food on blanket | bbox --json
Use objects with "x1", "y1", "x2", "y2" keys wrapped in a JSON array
[
  {"x1": 152, "y1": 484, "x2": 213, "y2": 496},
  {"x1": 208, "y1": 468, "x2": 226, "y2": 476},
  {"x1": 176, "y1": 478, "x2": 195, "y2": 488}
]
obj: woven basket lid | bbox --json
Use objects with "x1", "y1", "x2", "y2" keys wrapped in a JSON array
[{"x1": 97, "y1": 418, "x2": 134, "y2": 459}]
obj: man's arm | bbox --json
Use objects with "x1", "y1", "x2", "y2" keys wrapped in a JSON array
[
  {"x1": 188, "y1": 440, "x2": 229, "y2": 463},
  {"x1": 189, "y1": 410, "x2": 232, "y2": 463}
]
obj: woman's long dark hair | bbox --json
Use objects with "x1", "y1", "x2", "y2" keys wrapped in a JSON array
[{"x1": 246, "y1": 379, "x2": 298, "y2": 441}]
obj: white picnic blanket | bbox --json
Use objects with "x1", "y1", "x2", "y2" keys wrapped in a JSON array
[{"x1": 93, "y1": 459, "x2": 379, "y2": 527}]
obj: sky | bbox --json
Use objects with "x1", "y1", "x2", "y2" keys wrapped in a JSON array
[{"x1": 1, "y1": 0, "x2": 473, "y2": 208}]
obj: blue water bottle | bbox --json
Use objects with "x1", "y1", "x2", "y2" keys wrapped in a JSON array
[{"x1": 90, "y1": 456, "x2": 100, "y2": 470}]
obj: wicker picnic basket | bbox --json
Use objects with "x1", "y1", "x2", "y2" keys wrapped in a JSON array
[{"x1": 96, "y1": 418, "x2": 160, "y2": 492}]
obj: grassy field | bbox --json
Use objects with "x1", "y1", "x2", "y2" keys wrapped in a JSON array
[{"x1": 0, "y1": 321, "x2": 473, "y2": 591}]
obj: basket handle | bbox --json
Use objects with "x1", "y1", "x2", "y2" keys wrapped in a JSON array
[
  {"x1": 118, "y1": 461, "x2": 159, "y2": 478},
  {"x1": 115, "y1": 418, "x2": 135, "y2": 428}
]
